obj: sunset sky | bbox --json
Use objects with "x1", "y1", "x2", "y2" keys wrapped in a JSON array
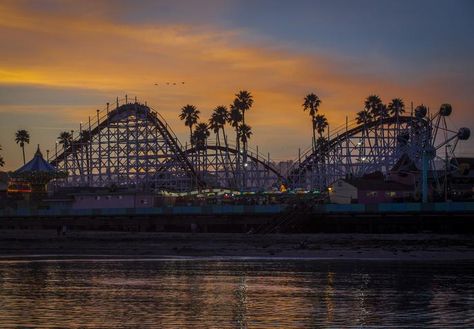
[{"x1": 0, "y1": 0, "x2": 473, "y2": 170}]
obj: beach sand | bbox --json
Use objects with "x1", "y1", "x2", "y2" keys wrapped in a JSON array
[{"x1": 0, "y1": 230, "x2": 473, "y2": 261}]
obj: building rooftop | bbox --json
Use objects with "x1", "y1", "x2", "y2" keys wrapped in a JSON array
[{"x1": 14, "y1": 145, "x2": 59, "y2": 174}]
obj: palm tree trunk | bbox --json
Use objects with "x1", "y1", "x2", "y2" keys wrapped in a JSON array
[
  {"x1": 215, "y1": 133, "x2": 219, "y2": 185},
  {"x1": 22, "y1": 145, "x2": 26, "y2": 164},
  {"x1": 242, "y1": 111, "x2": 246, "y2": 150},
  {"x1": 242, "y1": 111, "x2": 247, "y2": 189},
  {"x1": 236, "y1": 127, "x2": 240, "y2": 189},
  {"x1": 242, "y1": 110, "x2": 248, "y2": 189},
  {"x1": 189, "y1": 125, "x2": 196, "y2": 188}
]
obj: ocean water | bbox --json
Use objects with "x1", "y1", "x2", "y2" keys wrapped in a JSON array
[{"x1": 0, "y1": 258, "x2": 472, "y2": 328}]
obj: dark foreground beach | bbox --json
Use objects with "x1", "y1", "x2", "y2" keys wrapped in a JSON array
[{"x1": 0, "y1": 230, "x2": 473, "y2": 261}]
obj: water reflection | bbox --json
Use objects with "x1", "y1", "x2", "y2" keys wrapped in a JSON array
[
  {"x1": 0, "y1": 259, "x2": 472, "y2": 328},
  {"x1": 324, "y1": 271, "x2": 334, "y2": 324},
  {"x1": 234, "y1": 276, "x2": 248, "y2": 328}
]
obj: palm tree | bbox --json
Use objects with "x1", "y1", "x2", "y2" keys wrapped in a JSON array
[
  {"x1": 209, "y1": 105, "x2": 233, "y2": 183},
  {"x1": 239, "y1": 123, "x2": 252, "y2": 186},
  {"x1": 315, "y1": 135, "x2": 329, "y2": 186},
  {"x1": 234, "y1": 90, "x2": 253, "y2": 127},
  {"x1": 0, "y1": 144, "x2": 4, "y2": 167},
  {"x1": 192, "y1": 123, "x2": 210, "y2": 174},
  {"x1": 58, "y1": 131, "x2": 72, "y2": 148},
  {"x1": 356, "y1": 110, "x2": 372, "y2": 124},
  {"x1": 234, "y1": 91, "x2": 253, "y2": 179},
  {"x1": 388, "y1": 98, "x2": 405, "y2": 117},
  {"x1": 229, "y1": 101, "x2": 243, "y2": 187},
  {"x1": 363, "y1": 95, "x2": 385, "y2": 153},
  {"x1": 209, "y1": 105, "x2": 229, "y2": 146},
  {"x1": 15, "y1": 129, "x2": 30, "y2": 164},
  {"x1": 238, "y1": 123, "x2": 252, "y2": 146},
  {"x1": 316, "y1": 136, "x2": 328, "y2": 154},
  {"x1": 378, "y1": 103, "x2": 389, "y2": 118},
  {"x1": 314, "y1": 114, "x2": 328, "y2": 138},
  {"x1": 58, "y1": 131, "x2": 72, "y2": 172},
  {"x1": 179, "y1": 104, "x2": 200, "y2": 146},
  {"x1": 364, "y1": 95, "x2": 383, "y2": 119},
  {"x1": 303, "y1": 93, "x2": 322, "y2": 150},
  {"x1": 192, "y1": 123, "x2": 210, "y2": 149},
  {"x1": 229, "y1": 100, "x2": 243, "y2": 148}
]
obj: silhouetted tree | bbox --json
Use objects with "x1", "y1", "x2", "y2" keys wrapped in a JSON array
[
  {"x1": 229, "y1": 100, "x2": 243, "y2": 150},
  {"x1": 356, "y1": 110, "x2": 372, "y2": 124},
  {"x1": 15, "y1": 129, "x2": 30, "y2": 164},
  {"x1": 209, "y1": 105, "x2": 233, "y2": 181},
  {"x1": 378, "y1": 103, "x2": 389, "y2": 118},
  {"x1": 388, "y1": 98, "x2": 405, "y2": 117},
  {"x1": 316, "y1": 136, "x2": 328, "y2": 154},
  {"x1": 228, "y1": 100, "x2": 244, "y2": 187},
  {"x1": 314, "y1": 114, "x2": 328, "y2": 138},
  {"x1": 209, "y1": 105, "x2": 229, "y2": 147},
  {"x1": 179, "y1": 104, "x2": 200, "y2": 146},
  {"x1": 58, "y1": 131, "x2": 73, "y2": 172},
  {"x1": 234, "y1": 91, "x2": 253, "y2": 182},
  {"x1": 303, "y1": 93, "x2": 322, "y2": 151},
  {"x1": 58, "y1": 131, "x2": 72, "y2": 148},
  {"x1": 364, "y1": 95, "x2": 383, "y2": 118},
  {"x1": 238, "y1": 123, "x2": 252, "y2": 146},
  {"x1": 192, "y1": 123, "x2": 210, "y2": 149},
  {"x1": 234, "y1": 90, "x2": 253, "y2": 129}
]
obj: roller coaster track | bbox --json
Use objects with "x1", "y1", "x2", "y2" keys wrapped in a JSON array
[
  {"x1": 50, "y1": 102, "x2": 205, "y2": 188},
  {"x1": 183, "y1": 144, "x2": 286, "y2": 182},
  {"x1": 288, "y1": 115, "x2": 428, "y2": 184}
]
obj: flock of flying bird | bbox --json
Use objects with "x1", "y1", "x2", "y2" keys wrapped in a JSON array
[{"x1": 154, "y1": 81, "x2": 186, "y2": 86}]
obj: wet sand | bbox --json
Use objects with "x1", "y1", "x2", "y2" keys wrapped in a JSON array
[{"x1": 0, "y1": 230, "x2": 473, "y2": 261}]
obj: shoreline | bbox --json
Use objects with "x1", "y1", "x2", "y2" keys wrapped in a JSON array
[{"x1": 0, "y1": 230, "x2": 473, "y2": 261}]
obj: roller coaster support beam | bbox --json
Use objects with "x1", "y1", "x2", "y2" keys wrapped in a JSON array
[{"x1": 422, "y1": 151, "x2": 428, "y2": 203}]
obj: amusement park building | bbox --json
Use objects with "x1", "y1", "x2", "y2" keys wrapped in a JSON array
[{"x1": 329, "y1": 174, "x2": 413, "y2": 204}]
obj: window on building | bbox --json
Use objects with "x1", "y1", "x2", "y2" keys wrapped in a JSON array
[
  {"x1": 385, "y1": 191, "x2": 397, "y2": 197},
  {"x1": 366, "y1": 191, "x2": 377, "y2": 197}
]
